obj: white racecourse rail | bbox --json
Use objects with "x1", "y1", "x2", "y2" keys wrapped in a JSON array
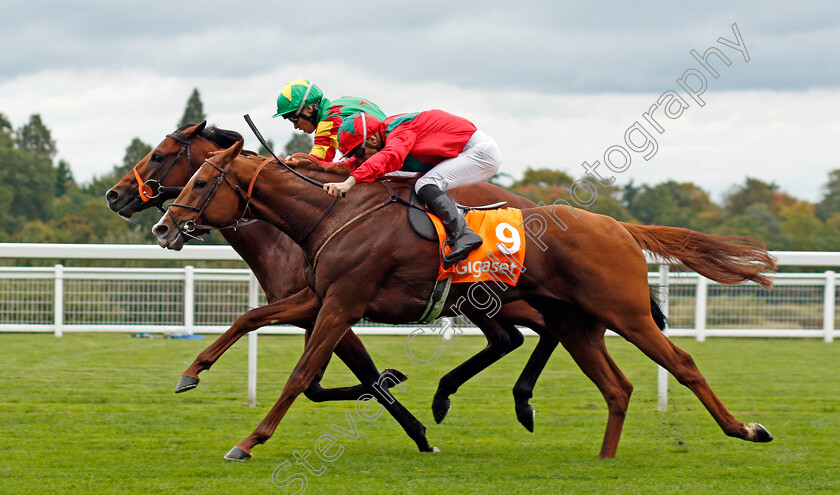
[{"x1": 1, "y1": 243, "x2": 838, "y2": 407}]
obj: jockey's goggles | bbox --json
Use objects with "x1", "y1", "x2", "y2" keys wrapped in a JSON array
[{"x1": 284, "y1": 104, "x2": 320, "y2": 128}]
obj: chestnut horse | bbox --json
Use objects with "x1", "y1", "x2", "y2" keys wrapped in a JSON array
[
  {"x1": 106, "y1": 122, "x2": 567, "y2": 448},
  {"x1": 107, "y1": 123, "x2": 672, "y2": 443},
  {"x1": 152, "y1": 139, "x2": 777, "y2": 460}
]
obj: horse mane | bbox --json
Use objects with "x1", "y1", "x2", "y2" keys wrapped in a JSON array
[
  {"x1": 178, "y1": 122, "x2": 243, "y2": 150},
  {"x1": 286, "y1": 153, "x2": 351, "y2": 178}
]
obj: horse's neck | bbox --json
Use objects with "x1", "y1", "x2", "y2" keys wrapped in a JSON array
[
  {"x1": 186, "y1": 137, "x2": 218, "y2": 173},
  {"x1": 237, "y1": 161, "x2": 379, "y2": 253}
]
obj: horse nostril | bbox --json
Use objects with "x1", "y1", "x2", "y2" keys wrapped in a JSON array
[
  {"x1": 152, "y1": 224, "x2": 169, "y2": 237},
  {"x1": 105, "y1": 189, "x2": 119, "y2": 203}
]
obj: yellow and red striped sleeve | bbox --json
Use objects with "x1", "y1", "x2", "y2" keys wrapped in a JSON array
[{"x1": 309, "y1": 115, "x2": 342, "y2": 161}]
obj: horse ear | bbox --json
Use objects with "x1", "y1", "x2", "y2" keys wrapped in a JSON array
[
  {"x1": 216, "y1": 139, "x2": 245, "y2": 165},
  {"x1": 181, "y1": 121, "x2": 207, "y2": 138}
]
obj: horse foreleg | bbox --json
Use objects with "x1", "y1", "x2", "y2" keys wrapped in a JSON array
[
  {"x1": 176, "y1": 287, "x2": 321, "y2": 392},
  {"x1": 334, "y1": 334, "x2": 433, "y2": 452},
  {"x1": 432, "y1": 314, "x2": 524, "y2": 423},
  {"x1": 303, "y1": 329, "x2": 408, "y2": 402},
  {"x1": 614, "y1": 314, "x2": 773, "y2": 445},
  {"x1": 225, "y1": 291, "x2": 367, "y2": 460}
]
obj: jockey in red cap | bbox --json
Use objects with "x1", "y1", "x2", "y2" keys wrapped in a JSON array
[{"x1": 324, "y1": 110, "x2": 502, "y2": 269}]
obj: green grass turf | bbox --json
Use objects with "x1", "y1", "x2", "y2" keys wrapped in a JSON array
[{"x1": 0, "y1": 333, "x2": 837, "y2": 494}]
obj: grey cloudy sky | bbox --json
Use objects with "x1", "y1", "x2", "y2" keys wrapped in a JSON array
[{"x1": 1, "y1": 0, "x2": 838, "y2": 200}]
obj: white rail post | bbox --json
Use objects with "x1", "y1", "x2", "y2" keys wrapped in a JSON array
[
  {"x1": 54, "y1": 264, "x2": 64, "y2": 338},
  {"x1": 695, "y1": 276, "x2": 708, "y2": 342},
  {"x1": 657, "y1": 264, "x2": 670, "y2": 412},
  {"x1": 184, "y1": 265, "x2": 195, "y2": 335},
  {"x1": 824, "y1": 270, "x2": 835, "y2": 343},
  {"x1": 248, "y1": 272, "x2": 259, "y2": 408}
]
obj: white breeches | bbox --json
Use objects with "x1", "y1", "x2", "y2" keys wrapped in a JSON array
[{"x1": 383, "y1": 129, "x2": 502, "y2": 193}]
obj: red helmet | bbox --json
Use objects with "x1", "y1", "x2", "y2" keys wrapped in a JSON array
[{"x1": 337, "y1": 112, "x2": 381, "y2": 158}]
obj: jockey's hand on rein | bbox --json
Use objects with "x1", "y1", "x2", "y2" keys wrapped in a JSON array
[{"x1": 323, "y1": 176, "x2": 356, "y2": 198}]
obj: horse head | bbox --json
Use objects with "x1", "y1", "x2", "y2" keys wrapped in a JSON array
[
  {"x1": 105, "y1": 121, "x2": 244, "y2": 217},
  {"x1": 152, "y1": 139, "x2": 248, "y2": 250}
]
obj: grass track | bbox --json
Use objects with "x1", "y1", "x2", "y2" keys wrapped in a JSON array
[{"x1": 0, "y1": 334, "x2": 838, "y2": 494}]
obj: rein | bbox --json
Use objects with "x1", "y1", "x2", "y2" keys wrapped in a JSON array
[
  {"x1": 166, "y1": 152, "x2": 409, "y2": 269},
  {"x1": 133, "y1": 132, "x2": 193, "y2": 208}
]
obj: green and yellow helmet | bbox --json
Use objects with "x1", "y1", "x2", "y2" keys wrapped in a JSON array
[{"x1": 273, "y1": 79, "x2": 324, "y2": 119}]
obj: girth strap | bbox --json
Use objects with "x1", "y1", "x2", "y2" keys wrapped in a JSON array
[{"x1": 416, "y1": 277, "x2": 452, "y2": 324}]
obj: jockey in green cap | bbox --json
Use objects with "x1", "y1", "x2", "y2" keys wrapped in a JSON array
[{"x1": 273, "y1": 79, "x2": 386, "y2": 162}]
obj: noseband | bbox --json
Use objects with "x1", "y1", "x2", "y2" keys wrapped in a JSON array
[{"x1": 133, "y1": 132, "x2": 193, "y2": 209}]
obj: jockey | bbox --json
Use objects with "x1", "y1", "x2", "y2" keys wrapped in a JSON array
[
  {"x1": 273, "y1": 79, "x2": 386, "y2": 162},
  {"x1": 324, "y1": 110, "x2": 502, "y2": 269}
]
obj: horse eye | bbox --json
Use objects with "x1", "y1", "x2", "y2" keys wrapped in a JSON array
[
  {"x1": 195, "y1": 179, "x2": 207, "y2": 188},
  {"x1": 151, "y1": 153, "x2": 164, "y2": 162}
]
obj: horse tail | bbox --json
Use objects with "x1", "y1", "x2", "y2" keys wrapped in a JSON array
[
  {"x1": 620, "y1": 223, "x2": 777, "y2": 290},
  {"x1": 649, "y1": 292, "x2": 668, "y2": 331}
]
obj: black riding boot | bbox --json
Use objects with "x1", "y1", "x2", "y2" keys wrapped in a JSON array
[{"x1": 418, "y1": 184, "x2": 483, "y2": 269}]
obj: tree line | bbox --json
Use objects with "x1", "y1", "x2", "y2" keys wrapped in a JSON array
[
  {"x1": 503, "y1": 170, "x2": 840, "y2": 251},
  {"x1": 0, "y1": 89, "x2": 312, "y2": 252},
  {"x1": 2, "y1": 88, "x2": 840, "y2": 254}
]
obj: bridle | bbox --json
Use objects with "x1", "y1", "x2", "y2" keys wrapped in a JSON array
[
  {"x1": 165, "y1": 156, "x2": 275, "y2": 239},
  {"x1": 133, "y1": 132, "x2": 194, "y2": 211},
  {"x1": 165, "y1": 149, "x2": 344, "y2": 249}
]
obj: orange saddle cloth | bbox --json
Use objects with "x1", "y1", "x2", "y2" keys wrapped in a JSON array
[{"x1": 429, "y1": 208, "x2": 527, "y2": 286}]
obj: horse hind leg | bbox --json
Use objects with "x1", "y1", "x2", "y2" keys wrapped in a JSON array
[
  {"x1": 431, "y1": 314, "x2": 524, "y2": 423},
  {"x1": 560, "y1": 329, "x2": 634, "y2": 458},
  {"x1": 511, "y1": 333, "x2": 559, "y2": 432},
  {"x1": 531, "y1": 299, "x2": 633, "y2": 457},
  {"x1": 613, "y1": 313, "x2": 773, "y2": 444},
  {"x1": 482, "y1": 301, "x2": 562, "y2": 433}
]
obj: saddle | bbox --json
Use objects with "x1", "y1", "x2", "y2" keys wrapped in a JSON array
[
  {"x1": 406, "y1": 189, "x2": 508, "y2": 241},
  {"x1": 400, "y1": 185, "x2": 507, "y2": 324}
]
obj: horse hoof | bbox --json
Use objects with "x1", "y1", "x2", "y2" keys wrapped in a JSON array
[
  {"x1": 175, "y1": 375, "x2": 199, "y2": 393},
  {"x1": 431, "y1": 397, "x2": 451, "y2": 424},
  {"x1": 383, "y1": 368, "x2": 408, "y2": 384},
  {"x1": 515, "y1": 404, "x2": 535, "y2": 432},
  {"x1": 224, "y1": 446, "x2": 252, "y2": 461},
  {"x1": 749, "y1": 423, "x2": 773, "y2": 442},
  {"x1": 431, "y1": 446, "x2": 441, "y2": 453}
]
